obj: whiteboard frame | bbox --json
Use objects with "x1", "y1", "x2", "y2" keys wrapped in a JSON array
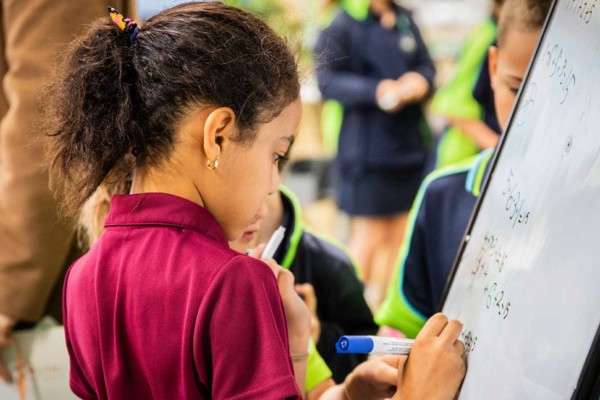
[{"x1": 438, "y1": 0, "x2": 600, "y2": 397}]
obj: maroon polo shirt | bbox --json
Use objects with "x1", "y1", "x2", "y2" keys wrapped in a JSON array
[{"x1": 63, "y1": 193, "x2": 300, "y2": 399}]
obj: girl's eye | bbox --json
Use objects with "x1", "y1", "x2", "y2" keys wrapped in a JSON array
[
  {"x1": 509, "y1": 86, "x2": 520, "y2": 94},
  {"x1": 274, "y1": 153, "x2": 289, "y2": 164}
]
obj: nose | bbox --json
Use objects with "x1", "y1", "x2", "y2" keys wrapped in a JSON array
[
  {"x1": 257, "y1": 199, "x2": 269, "y2": 221},
  {"x1": 269, "y1": 165, "x2": 281, "y2": 195}
]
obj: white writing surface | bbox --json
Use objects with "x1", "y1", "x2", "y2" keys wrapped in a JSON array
[{"x1": 442, "y1": 1, "x2": 600, "y2": 399}]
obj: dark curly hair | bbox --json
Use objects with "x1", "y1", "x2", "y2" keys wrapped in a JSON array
[{"x1": 48, "y1": 2, "x2": 300, "y2": 215}]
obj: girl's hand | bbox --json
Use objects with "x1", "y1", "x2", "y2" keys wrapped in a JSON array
[
  {"x1": 393, "y1": 313, "x2": 466, "y2": 400},
  {"x1": 249, "y1": 246, "x2": 310, "y2": 354},
  {"x1": 343, "y1": 355, "x2": 401, "y2": 400}
]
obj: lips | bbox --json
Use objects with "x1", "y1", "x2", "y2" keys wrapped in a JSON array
[
  {"x1": 240, "y1": 222, "x2": 260, "y2": 243},
  {"x1": 241, "y1": 230, "x2": 258, "y2": 242}
]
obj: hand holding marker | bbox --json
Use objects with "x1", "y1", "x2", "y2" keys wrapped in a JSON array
[{"x1": 336, "y1": 335, "x2": 415, "y2": 355}]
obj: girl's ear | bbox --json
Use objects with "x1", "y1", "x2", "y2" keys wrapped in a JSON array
[
  {"x1": 203, "y1": 107, "x2": 236, "y2": 163},
  {"x1": 488, "y1": 46, "x2": 499, "y2": 93}
]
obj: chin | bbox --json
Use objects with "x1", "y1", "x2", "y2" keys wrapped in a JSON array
[{"x1": 225, "y1": 228, "x2": 243, "y2": 243}]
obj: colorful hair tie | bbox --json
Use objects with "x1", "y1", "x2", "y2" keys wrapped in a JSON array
[{"x1": 107, "y1": 6, "x2": 139, "y2": 45}]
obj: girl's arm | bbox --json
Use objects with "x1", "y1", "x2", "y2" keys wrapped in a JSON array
[
  {"x1": 253, "y1": 243, "x2": 310, "y2": 398},
  {"x1": 267, "y1": 261, "x2": 310, "y2": 397}
]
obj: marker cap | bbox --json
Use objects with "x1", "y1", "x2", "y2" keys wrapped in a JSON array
[{"x1": 336, "y1": 336, "x2": 374, "y2": 354}]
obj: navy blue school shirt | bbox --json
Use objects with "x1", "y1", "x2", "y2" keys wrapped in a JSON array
[
  {"x1": 316, "y1": 6, "x2": 436, "y2": 174},
  {"x1": 272, "y1": 186, "x2": 378, "y2": 383},
  {"x1": 376, "y1": 150, "x2": 493, "y2": 337}
]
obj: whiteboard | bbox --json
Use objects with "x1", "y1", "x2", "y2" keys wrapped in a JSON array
[{"x1": 441, "y1": 0, "x2": 600, "y2": 399}]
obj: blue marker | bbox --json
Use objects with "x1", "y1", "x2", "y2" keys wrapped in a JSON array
[{"x1": 336, "y1": 335, "x2": 415, "y2": 355}]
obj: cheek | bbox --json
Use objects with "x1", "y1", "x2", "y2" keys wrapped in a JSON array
[
  {"x1": 494, "y1": 87, "x2": 517, "y2": 130},
  {"x1": 228, "y1": 152, "x2": 274, "y2": 210}
]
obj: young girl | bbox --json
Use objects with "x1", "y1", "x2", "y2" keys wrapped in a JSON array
[{"x1": 48, "y1": 3, "x2": 464, "y2": 399}]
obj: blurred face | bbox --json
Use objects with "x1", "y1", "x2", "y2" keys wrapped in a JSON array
[
  {"x1": 229, "y1": 198, "x2": 269, "y2": 252},
  {"x1": 201, "y1": 98, "x2": 302, "y2": 241},
  {"x1": 370, "y1": 0, "x2": 393, "y2": 14},
  {"x1": 489, "y1": 28, "x2": 540, "y2": 130}
]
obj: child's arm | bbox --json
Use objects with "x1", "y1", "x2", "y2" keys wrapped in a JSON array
[
  {"x1": 315, "y1": 14, "x2": 382, "y2": 109},
  {"x1": 405, "y1": 12, "x2": 436, "y2": 93},
  {"x1": 252, "y1": 243, "x2": 310, "y2": 398},
  {"x1": 264, "y1": 259, "x2": 310, "y2": 397},
  {"x1": 449, "y1": 117, "x2": 499, "y2": 150}
]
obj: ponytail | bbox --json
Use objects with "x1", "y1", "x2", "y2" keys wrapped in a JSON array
[
  {"x1": 48, "y1": 19, "x2": 140, "y2": 215},
  {"x1": 48, "y1": 2, "x2": 299, "y2": 217}
]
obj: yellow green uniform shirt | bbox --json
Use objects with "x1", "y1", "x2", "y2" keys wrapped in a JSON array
[
  {"x1": 375, "y1": 151, "x2": 493, "y2": 337},
  {"x1": 432, "y1": 18, "x2": 497, "y2": 168},
  {"x1": 306, "y1": 340, "x2": 332, "y2": 392}
]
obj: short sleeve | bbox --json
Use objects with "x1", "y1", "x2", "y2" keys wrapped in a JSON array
[
  {"x1": 194, "y1": 256, "x2": 301, "y2": 400},
  {"x1": 63, "y1": 264, "x2": 97, "y2": 399}
]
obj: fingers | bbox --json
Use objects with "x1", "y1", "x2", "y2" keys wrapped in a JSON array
[
  {"x1": 395, "y1": 354, "x2": 408, "y2": 376},
  {"x1": 294, "y1": 283, "x2": 315, "y2": 298},
  {"x1": 295, "y1": 283, "x2": 317, "y2": 312},
  {"x1": 418, "y1": 313, "x2": 464, "y2": 346},
  {"x1": 439, "y1": 320, "x2": 463, "y2": 344},
  {"x1": 374, "y1": 356, "x2": 402, "y2": 386},
  {"x1": 275, "y1": 268, "x2": 301, "y2": 304},
  {"x1": 379, "y1": 355, "x2": 404, "y2": 368},
  {"x1": 248, "y1": 243, "x2": 266, "y2": 259},
  {"x1": 417, "y1": 313, "x2": 448, "y2": 338},
  {"x1": 454, "y1": 339, "x2": 466, "y2": 355},
  {"x1": 277, "y1": 268, "x2": 296, "y2": 291}
]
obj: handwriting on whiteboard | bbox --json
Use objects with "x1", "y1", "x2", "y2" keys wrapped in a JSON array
[
  {"x1": 471, "y1": 231, "x2": 512, "y2": 321},
  {"x1": 484, "y1": 282, "x2": 511, "y2": 320},
  {"x1": 501, "y1": 170, "x2": 532, "y2": 228},
  {"x1": 543, "y1": 43, "x2": 576, "y2": 104},
  {"x1": 566, "y1": 0, "x2": 596, "y2": 23},
  {"x1": 462, "y1": 330, "x2": 478, "y2": 355}
]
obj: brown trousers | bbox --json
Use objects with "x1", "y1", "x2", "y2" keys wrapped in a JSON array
[{"x1": 0, "y1": 0, "x2": 136, "y2": 323}]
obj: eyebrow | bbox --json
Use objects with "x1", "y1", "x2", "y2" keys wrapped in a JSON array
[
  {"x1": 280, "y1": 135, "x2": 295, "y2": 145},
  {"x1": 505, "y1": 74, "x2": 523, "y2": 82}
]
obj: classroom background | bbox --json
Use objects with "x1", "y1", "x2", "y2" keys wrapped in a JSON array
[
  {"x1": 0, "y1": 0, "x2": 503, "y2": 397},
  {"x1": 136, "y1": 0, "x2": 496, "y2": 311}
]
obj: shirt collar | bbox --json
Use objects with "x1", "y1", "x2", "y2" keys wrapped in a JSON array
[
  {"x1": 277, "y1": 186, "x2": 304, "y2": 269},
  {"x1": 104, "y1": 193, "x2": 228, "y2": 245}
]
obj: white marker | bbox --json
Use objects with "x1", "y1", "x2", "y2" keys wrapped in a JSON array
[
  {"x1": 336, "y1": 335, "x2": 415, "y2": 355},
  {"x1": 260, "y1": 226, "x2": 286, "y2": 260}
]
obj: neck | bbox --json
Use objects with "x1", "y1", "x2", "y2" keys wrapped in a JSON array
[{"x1": 130, "y1": 166, "x2": 205, "y2": 207}]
